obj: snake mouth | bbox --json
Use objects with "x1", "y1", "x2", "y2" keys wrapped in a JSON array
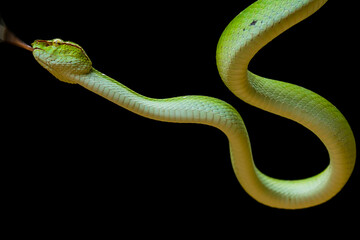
[{"x1": 32, "y1": 47, "x2": 45, "y2": 59}]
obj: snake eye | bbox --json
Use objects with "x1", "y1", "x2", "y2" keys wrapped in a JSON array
[{"x1": 53, "y1": 38, "x2": 63, "y2": 47}]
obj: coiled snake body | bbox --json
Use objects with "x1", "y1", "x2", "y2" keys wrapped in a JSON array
[{"x1": 31, "y1": 0, "x2": 356, "y2": 209}]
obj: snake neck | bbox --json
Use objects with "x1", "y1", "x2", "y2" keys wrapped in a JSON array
[{"x1": 76, "y1": 68, "x2": 153, "y2": 118}]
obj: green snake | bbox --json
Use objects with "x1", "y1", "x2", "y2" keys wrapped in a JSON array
[{"x1": 28, "y1": 0, "x2": 356, "y2": 209}]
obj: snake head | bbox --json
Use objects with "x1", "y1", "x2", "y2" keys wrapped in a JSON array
[{"x1": 32, "y1": 38, "x2": 92, "y2": 83}]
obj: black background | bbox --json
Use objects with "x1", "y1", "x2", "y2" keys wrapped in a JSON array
[{"x1": 1, "y1": 0, "x2": 359, "y2": 235}]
